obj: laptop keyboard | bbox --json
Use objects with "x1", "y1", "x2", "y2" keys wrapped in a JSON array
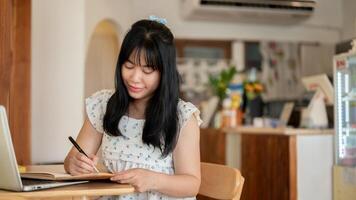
[{"x1": 22, "y1": 178, "x2": 59, "y2": 186}]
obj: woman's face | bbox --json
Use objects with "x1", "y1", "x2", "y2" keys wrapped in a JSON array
[{"x1": 121, "y1": 51, "x2": 160, "y2": 102}]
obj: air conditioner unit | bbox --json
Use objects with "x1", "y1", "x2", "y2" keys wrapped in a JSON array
[{"x1": 181, "y1": 0, "x2": 316, "y2": 24}]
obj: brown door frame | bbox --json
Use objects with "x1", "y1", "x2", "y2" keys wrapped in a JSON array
[{"x1": 0, "y1": 0, "x2": 31, "y2": 165}]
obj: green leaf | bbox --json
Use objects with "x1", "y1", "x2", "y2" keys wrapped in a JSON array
[{"x1": 207, "y1": 66, "x2": 237, "y2": 101}]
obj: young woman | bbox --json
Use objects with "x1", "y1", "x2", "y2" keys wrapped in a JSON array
[{"x1": 64, "y1": 18, "x2": 202, "y2": 200}]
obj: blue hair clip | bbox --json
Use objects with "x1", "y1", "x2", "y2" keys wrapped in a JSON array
[{"x1": 148, "y1": 15, "x2": 167, "y2": 25}]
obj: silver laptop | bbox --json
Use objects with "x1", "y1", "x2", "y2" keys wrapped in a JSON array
[{"x1": 0, "y1": 105, "x2": 87, "y2": 191}]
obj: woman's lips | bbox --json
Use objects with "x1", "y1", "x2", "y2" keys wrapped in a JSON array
[{"x1": 128, "y1": 85, "x2": 143, "y2": 93}]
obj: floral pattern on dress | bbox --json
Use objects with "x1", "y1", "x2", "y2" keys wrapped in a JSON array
[{"x1": 85, "y1": 89, "x2": 202, "y2": 200}]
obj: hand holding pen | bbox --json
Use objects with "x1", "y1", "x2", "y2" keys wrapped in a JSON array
[{"x1": 68, "y1": 136, "x2": 100, "y2": 173}]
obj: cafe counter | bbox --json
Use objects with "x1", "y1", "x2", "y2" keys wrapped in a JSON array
[{"x1": 200, "y1": 127, "x2": 334, "y2": 200}]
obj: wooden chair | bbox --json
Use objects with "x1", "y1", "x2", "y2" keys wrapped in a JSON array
[{"x1": 199, "y1": 162, "x2": 244, "y2": 200}]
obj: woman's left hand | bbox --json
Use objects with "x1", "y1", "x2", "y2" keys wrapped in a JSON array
[{"x1": 110, "y1": 168, "x2": 159, "y2": 192}]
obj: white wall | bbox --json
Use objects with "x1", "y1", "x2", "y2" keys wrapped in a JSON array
[
  {"x1": 32, "y1": 0, "x2": 344, "y2": 164},
  {"x1": 342, "y1": 0, "x2": 356, "y2": 40},
  {"x1": 84, "y1": 0, "x2": 132, "y2": 48},
  {"x1": 297, "y1": 135, "x2": 333, "y2": 200},
  {"x1": 32, "y1": 0, "x2": 86, "y2": 164},
  {"x1": 31, "y1": 0, "x2": 134, "y2": 164}
]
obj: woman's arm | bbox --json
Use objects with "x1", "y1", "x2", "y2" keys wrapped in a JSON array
[
  {"x1": 111, "y1": 115, "x2": 201, "y2": 197},
  {"x1": 64, "y1": 116, "x2": 103, "y2": 175},
  {"x1": 155, "y1": 115, "x2": 201, "y2": 197}
]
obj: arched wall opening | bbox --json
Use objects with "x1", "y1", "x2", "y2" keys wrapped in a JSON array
[{"x1": 84, "y1": 19, "x2": 121, "y2": 98}]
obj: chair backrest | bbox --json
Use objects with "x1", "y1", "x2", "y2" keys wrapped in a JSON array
[{"x1": 199, "y1": 162, "x2": 244, "y2": 200}]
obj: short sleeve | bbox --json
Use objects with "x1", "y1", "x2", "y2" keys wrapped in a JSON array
[
  {"x1": 178, "y1": 99, "x2": 203, "y2": 130},
  {"x1": 85, "y1": 89, "x2": 114, "y2": 133}
]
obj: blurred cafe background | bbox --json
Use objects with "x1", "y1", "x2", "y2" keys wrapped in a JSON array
[{"x1": 2, "y1": 0, "x2": 356, "y2": 199}]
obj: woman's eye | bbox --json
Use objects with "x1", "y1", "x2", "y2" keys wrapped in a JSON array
[
  {"x1": 142, "y1": 66, "x2": 154, "y2": 74},
  {"x1": 124, "y1": 63, "x2": 134, "y2": 69}
]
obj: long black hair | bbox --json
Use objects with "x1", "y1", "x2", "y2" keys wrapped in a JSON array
[{"x1": 103, "y1": 19, "x2": 180, "y2": 157}]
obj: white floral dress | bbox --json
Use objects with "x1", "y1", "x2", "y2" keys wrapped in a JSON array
[{"x1": 85, "y1": 89, "x2": 202, "y2": 200}]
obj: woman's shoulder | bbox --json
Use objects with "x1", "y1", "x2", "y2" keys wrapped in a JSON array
[
  {"x1": 177, "y1": 99, "x2": 203, "y2": 127},
  {"x1": 178, "y1": 99, "x2": 198, "y2": 112},
  {"x1": 85, "y1": 89, "x2": 115, "y2": 113},
  {"x1": 85, "y1": 89, "x2": 115, "y2": 134},
  {"x1": 87, "y1": 89, "x2": 115, "y2": 101}
]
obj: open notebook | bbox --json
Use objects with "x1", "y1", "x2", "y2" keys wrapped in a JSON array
[{"x1": 20, "y1": 165, "x2": 114, "y2": 181}]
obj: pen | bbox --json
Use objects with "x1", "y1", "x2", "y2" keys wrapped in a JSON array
[{"x1": 68, "y1": 136, "x2": 100, "y2": 173}]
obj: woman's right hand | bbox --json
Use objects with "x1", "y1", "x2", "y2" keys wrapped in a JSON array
[
  {"x1": 64, "y1": 117, "x2": 103, "y2": 175},
  {"x1": 65, "y1": 152, "x2": 98, "y2": 175}
]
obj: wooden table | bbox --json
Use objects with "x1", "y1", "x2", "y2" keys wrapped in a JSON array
[
  {"x1": 0, "y1": 182, "x2": 134, "y2": 200},
  {"x1": 0, "y1": 165, "x2": 135, "y2": 200}
]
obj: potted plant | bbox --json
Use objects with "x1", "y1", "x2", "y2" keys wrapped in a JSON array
[{"x1": 208, "y1": 66, "x2": 237, "y2": 126}]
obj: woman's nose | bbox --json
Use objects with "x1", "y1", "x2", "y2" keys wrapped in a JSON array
[{"x1": 131, "y1": 66, "x2": 142, "y2": 81}]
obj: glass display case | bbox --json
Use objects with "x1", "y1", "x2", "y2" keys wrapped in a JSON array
[
  {"x1": 333, "y1": 42, "x2": 356, "y2": 200},
  {"x1": 334, "y1": 51, "x2": 356, "y2": 167}
]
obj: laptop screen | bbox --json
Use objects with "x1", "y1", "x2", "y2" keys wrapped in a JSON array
[{"x1": 0, "y1": 105, "x2": 24, "y2": 191}]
